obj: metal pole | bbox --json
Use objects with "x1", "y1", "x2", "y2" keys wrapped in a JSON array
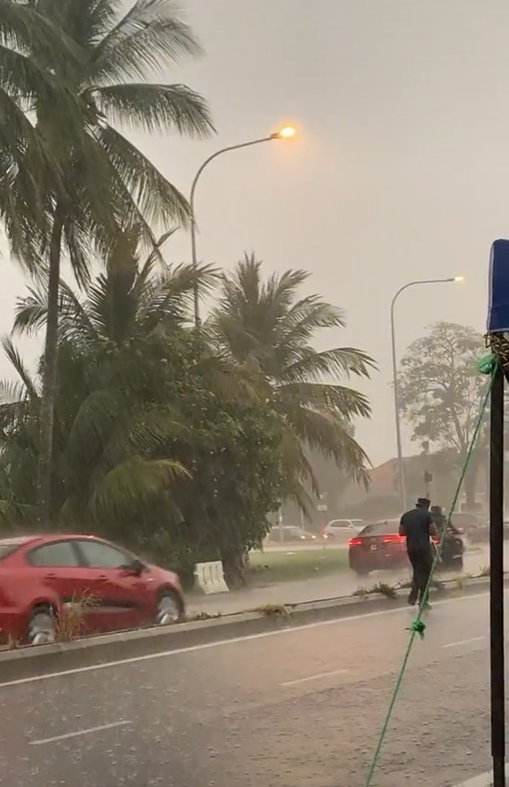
[
  {"x1": 189, "y1": 136, "x2": 274, "y2": 328},
  {"x1": 390, "y1": 292, "x2": 407, "y2": 512},
  {"x1": 390, "y1": 277, "x2": 460, "y2": 512},
  {"x1": 489, "y1": 360, "x2": 505, "y2": 787}
]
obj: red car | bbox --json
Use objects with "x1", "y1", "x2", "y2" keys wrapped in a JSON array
[
  {"x1": 348, "y1": 520, "x2": 407, "y2": 577},
  {"x1": 348, "y1": 519, "x2": 463, "y2": 577},
  {"x1": 0, "y1": 534, "x2": 185, "y2": 645}
]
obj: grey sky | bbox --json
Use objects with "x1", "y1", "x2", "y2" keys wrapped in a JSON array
[{"x1": 2, "y1": 0, "x2": 509, "y2": 466}]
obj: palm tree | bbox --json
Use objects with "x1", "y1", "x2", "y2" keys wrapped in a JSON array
[
  {"x1": 13, "y1": 227, "x2": 219, "y2": 345},
  {"x1": 2, "y1": 0, "x2": 214, "y2": 523},
  {"x1": 2, "y1": 251, "x2": 275, "y2": 562},
  {"x1": 210, "y1": 254, "x2": 376, "y2": 507}
]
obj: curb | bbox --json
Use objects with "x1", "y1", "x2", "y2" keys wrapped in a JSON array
[{"x1": 0, "y1": 574, "x2": 502, "y2": 686}]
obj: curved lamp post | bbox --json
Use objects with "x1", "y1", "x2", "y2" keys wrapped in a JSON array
[
  {"x1": 391, "y1": 276, "x2": 464, "y2": 511},
  {"x1": 190, "y1": 126, "x2": 296, "y2": 327}
]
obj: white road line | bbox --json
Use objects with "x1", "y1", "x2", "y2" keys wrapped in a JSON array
[
  {"x1": 0, "y1": 590, "x2": 494, "y2": 690},
  {"x1": 28, "y1": 720, "x2": 131, "y2": 746},
  {"x1": 281, "y1": 669, "x2": 348, "y2": 687},
  {"x1": 452, "y1": 767, "x2": 506, "y2": 786},
  {"x1": 442, "y1": 636, "x2": 486, "y2": 649}
]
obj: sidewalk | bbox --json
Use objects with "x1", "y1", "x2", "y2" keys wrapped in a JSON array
[{"x1": 186, "y1": 545, "x2": 493, "y2": 617}]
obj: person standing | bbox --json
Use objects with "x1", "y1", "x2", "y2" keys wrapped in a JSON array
[{"x1": 399, "y1": 497, "x2": 438, "y2": 609}]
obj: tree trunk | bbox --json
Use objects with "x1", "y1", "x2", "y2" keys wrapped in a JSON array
[{"x1": 37, "y1": 209, "x2": 64, "y2": 526}]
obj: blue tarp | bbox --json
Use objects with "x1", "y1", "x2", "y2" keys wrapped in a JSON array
[{"x1": 487, "y1": 239, "x2": 509, "y2": 333}]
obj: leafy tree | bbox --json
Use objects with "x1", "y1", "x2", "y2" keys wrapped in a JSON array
[
  {"x1": 209, "y1": 253, "x2": 375, "y2": 508},
  {"x1": 397, "y1": 321, "x2": 487, "y2": 508},
  {"x1": 3, "y1": 252, "x2": 285, "y2": 585},
  {"x1": 1, "y1": 0, "x2": 214, "y2": 523}
]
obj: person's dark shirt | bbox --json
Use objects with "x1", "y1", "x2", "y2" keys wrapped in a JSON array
[{"x1": 399, "y1": 507, "x2": 433, "y2": 551}]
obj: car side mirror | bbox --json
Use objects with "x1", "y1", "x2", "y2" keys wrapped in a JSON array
[{"x1": 126, "y1": 558, "x2": 144, "y2": 576}]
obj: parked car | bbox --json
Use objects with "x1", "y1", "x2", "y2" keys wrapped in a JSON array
[
  {"x1": 324, "y1": 519, "x2": 365, "y2": 542},
  {"x1": 348, "y1": 519, "x2": 464, "y2": 577},
  {"x1": 267, "y1": 526, "x2": 318, "y2": 543},
  {"x1": 0, "y1": 533, "x2": 185, "y2": 646}
]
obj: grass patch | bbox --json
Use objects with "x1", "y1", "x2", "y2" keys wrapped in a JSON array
[{"x1": 249, "y1": 548, "x2": 349, "y2": 585}]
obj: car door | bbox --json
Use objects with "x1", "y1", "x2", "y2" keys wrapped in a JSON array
[
  {"x1": 26, "y1": 540, "x2": 98, "y2": 635},
  {"x1": 73, "y1": 539, "x2": 152, "y2": 633}
]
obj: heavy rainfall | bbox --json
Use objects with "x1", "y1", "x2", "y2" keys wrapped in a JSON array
[{"x1": 0, "y1": 2, "x2": 507, "y2": 786}]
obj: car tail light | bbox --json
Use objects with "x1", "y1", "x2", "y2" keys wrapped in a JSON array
[
  {"x1": 382, "y1": 535, "x2": 405, "y2": 544},
  {"x1": 348, "y1": 538, "x2": 362, "y2": 547}
]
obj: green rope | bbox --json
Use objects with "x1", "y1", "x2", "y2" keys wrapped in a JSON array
[{"x1": 363, "y1": 359, "x2": 496, "y2": 787}]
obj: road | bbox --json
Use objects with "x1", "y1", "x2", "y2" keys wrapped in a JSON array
[{"x1": 0, "y1": 588, "x2": 500, "y2": 786}]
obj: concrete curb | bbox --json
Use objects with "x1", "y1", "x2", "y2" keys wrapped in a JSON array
[{"x1": 0, "y1": 573, "x2": 501, "y2": 686}]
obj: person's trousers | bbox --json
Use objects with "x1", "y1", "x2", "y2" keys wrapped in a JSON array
[{"x1": 407, "y1": 547, "x2": 434, "y2": 605}]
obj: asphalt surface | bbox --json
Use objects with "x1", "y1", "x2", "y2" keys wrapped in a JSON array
[{"x1": 0, "y1": 588, "x2": 501, "y2": 786}]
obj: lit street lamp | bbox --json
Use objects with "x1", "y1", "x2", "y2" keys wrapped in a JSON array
[
  {"x1": 189, "y1": 126, "x2": 297, "y2": 327},
  {"x1": 391, "y1": 276, "x2": 464, "y2": 512}
]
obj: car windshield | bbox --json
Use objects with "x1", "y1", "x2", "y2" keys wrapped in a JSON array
[{"x1": 359, "y1": 521, "x2": 399, "y2": 537}]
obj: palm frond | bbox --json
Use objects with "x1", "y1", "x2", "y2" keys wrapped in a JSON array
[
  {"x1": 1, "y1": 336, "x2": 39, "y2": 400},
  {"x1": 91, "y1": 456, "x2": 188, "y2": 518},
  {"x1": 93, "y1": 82, "x2": 213, "y2": 137},
  {"x1": 90, "y1": 0, "x2": 203, "y2": 83},
  {"x1": 283, "y1": 347, "x2": 377, "y2": 384},
  {"x1": 277, "y1": 382, "x2": 372, "y2": 419},
  {"x1": 94, "y1": 122, "x2": 190, "y2": 227}
]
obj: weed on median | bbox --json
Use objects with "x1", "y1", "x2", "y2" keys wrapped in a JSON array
[{"x1": 254, "y1": 604, "x2": 292, "y2": 617}]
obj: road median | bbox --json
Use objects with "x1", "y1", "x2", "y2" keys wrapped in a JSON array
[{"x1": 0, "y1": 572, "x2": 502, "y2": 686}]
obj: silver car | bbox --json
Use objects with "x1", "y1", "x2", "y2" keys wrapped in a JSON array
[{"x1": 324, "y1": 519, "x2": 365, "y2": 543}]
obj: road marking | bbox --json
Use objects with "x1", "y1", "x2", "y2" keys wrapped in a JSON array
[
  {"x1": 452, "y1": 767, "x2": 506, "y2": 786},
  {"x1": 281, "y1": 669, "x2": 348, "y2": 687},
  {"x1": 0, "y1": 590, "x2": 494, "y2": 690},
  {"x1": 28, "y1": 720, "x2": 131, "y2": 746},
  {"x1": 442, "y1": 636, "x2": 485, "y2": 649}
]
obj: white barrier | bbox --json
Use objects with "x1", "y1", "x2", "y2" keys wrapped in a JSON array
[{"x1": 194, "y1": 561, "x2": 230, "y2": 595}]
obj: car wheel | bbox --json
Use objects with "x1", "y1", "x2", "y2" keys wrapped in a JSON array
[
  {"x1": 155, "y1": 590, "x2": 184, "y2": 625},
  {"x1": 27, "y1": 607, "x2": 56, "y2": 645},
  {"x1": 355, "y1": 570, "x2": 370, "y2": 578}
]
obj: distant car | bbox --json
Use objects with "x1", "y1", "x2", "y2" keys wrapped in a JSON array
[
  {"x1": 324, "y1": 519, "x2": 365, "y2": 542},
  {"x1": 348, "y1": 519, "x2": 464, "y2": 577},
  {"x1": 0, "y1": 534, "x2": 185, "y2": 646},
  {"x1": 268, "y1": 526, "x2": 317, "y2": 543}
]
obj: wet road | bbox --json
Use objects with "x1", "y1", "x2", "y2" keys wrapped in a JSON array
[{"x1": 0, "y1": 588, "x2": 500, "y2": 786}]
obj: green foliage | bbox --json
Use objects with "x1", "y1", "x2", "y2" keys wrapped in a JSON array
[
  {"x1": 397, "y1": 321, "x2": 491, "y2": 507},
  {"x1": 209, "y1": 253, "x2": 375, "y2": 510},
  {"x1": 398, "y1": 322, "x2": 486, "y2": 453},
  {"x1": 0, "y1": 257, "x2": 285, "y2": 579},
  {"x1": 0, "y1": 0, "x2": 214, "y2": 522}
]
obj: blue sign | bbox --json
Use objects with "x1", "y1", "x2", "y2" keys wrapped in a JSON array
[{"x1": 488, "y1": 239, "x2": 509, "y2": 333}]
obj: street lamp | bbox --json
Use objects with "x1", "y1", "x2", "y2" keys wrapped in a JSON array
[
  {"x1": 390, "y1": 276, "x2": 464, "y2": 512},
  {"x1": 189, "y1": 126, "x2": 297, "y2": 327}
]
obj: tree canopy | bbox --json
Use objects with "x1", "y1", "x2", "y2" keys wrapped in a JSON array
[
  {"x1": 0, "y1": 0, "x2": 214, "y2": 522},
  {"x1": 397, "y1": 321, "x2": 487, "y2": 507},
  {"x1": 210, "y1": 253, "x2": 375, "y2": 509}
]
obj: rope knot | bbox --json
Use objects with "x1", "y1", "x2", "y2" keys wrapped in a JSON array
[
  {"x1": 406, "y1": 618, "x2": 426, "y2": 640},
  {"x1": 477, "y1": 353, "x2": 497, "y2": 375}
]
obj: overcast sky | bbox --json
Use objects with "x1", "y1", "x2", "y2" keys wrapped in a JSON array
[{"x1": 2, "y1": 0, "x2": 509, "y2": 467}]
